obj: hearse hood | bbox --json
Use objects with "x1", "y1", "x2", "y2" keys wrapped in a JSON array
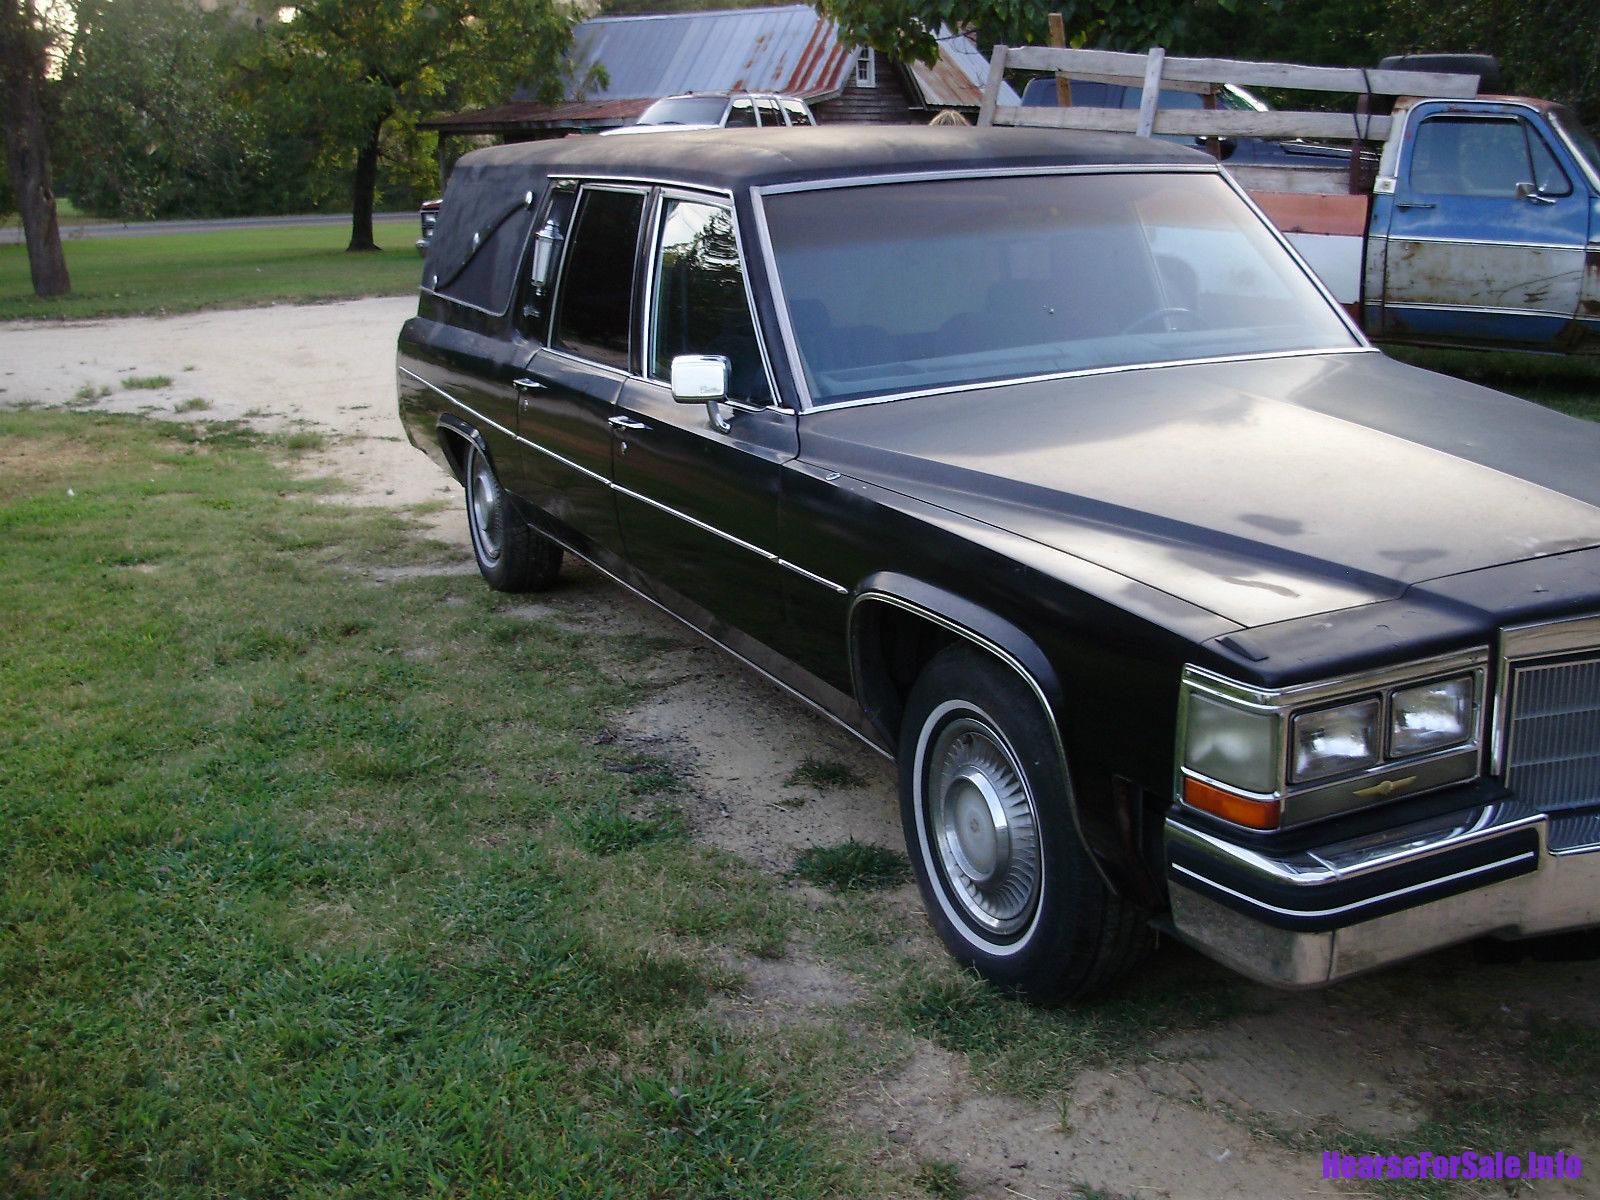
[{"x1": 798, "y1": 352, "x2": 1600, "y2": 628}]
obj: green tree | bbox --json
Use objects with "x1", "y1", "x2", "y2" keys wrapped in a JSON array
[
  {"x1": 813, "y1": 0, "x2": 1250, "y2": 65},
  {"x1": 56, "y1": 0, "x2": 271, "y2": 219},
  {"x1": 0, "y1": 152, "x2": 14, "y2": 223},
  {"x1": 246, "y1": 0, "x2": 579, "y2": 253},
  {"x1": 1383, "y1": 0, "x2": 1598, "y2": 127},
  {"x1": 0, "y1": 0, "x2": 69, "y2": 296}
]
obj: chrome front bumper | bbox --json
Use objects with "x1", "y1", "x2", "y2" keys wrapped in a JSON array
[{"x1": 1164, "y1": 799, "x2": 1600, "y2": 988}]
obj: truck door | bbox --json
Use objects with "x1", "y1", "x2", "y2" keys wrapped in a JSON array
[{"x1": 1378, "y1": 103, "x2": 1587, "y2": 349}]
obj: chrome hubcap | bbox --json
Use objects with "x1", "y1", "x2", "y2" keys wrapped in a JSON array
[
  {"x1": 469, "y1": 455, "x2": 503, "y2": 563},
  {"x1": 927, "y1": 717, "x2": 1040, "y2": 936}
]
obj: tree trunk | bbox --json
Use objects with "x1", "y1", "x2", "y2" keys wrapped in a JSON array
[
  {"x1": 347, "y1": 117, "x2": 385, "y2": 253},
  {"x1": 0, "y1": 0, "x2": 70, "y2": 297}
]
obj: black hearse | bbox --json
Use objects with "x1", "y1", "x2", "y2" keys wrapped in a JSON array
[{"x1": 398, "y1": 127, "x2": 1600, "y2": 1000}]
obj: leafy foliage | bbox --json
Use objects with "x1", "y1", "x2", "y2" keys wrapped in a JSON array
[
  {"x1": 55, "y1": 0, "x2": 270, "y2": 219},
  {"x1": 813, "y1": 0, "x2": 1256, "y2": 66},
  {"x1": 815, "y1": 0, "x2": 1595, "y2": 129},
  {"x1": 243, "y1": 0, "x2": 583, "y2": 248}
]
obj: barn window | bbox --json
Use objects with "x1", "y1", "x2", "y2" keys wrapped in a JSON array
[{"x1": 854, "y1": 47, "x2": 876, "y2": 88}]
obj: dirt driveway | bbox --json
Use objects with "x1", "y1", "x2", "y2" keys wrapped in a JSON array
[{"x1": 4, "y1": 300, "x2": 1599, "y2": 1199}]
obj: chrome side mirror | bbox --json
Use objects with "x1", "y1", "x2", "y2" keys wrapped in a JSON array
[
  {"x1": 1515, "y1": 181, "x2": 1556, "y2": 206},
  {"x1": 670, "y1": 354, "x2": 732, "y2": 432}
]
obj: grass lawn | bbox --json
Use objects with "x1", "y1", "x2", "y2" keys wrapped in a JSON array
[
  {"x1": 0, "y1": 225, "x2": 420, "y2": 320},
  {"x1": 0, "y1": 411, "x2": 885, "y2": 1199},
  {"x1": 1386, "y1": 345, "x2": 1600, "y2": 418},
  {"x1": 4, "y1": 401, "x2": 1598, "y2": 1198}
]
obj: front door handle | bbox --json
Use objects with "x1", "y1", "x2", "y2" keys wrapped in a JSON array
[
  {"x1": 607, "y1": 416, "x2": 649, "y2": 432},
  {"x1": 1394, "y1": 201, "x2": 1436, "y2": 210},
  {"x1": 512, "y1": 377, "x2": 548, "y2": 392}
]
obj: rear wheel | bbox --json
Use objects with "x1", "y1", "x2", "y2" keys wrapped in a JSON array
[
  {"x1": 464, "y1": 443, "x2": 562, "y2": 592},
  {"x1": 899, "y1": 643, "x2": 1152, "y2": 1002}
]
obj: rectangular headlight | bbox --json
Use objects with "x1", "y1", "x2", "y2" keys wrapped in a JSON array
[
  {"x1": 1390, "y1": 674, "x2": 1474, "y2": 757},
  {"x1": 1291, "y1": 697, "x2": 1381, "y2": 783},
  {"x1": 1183, "y1": 692, "x2": 1277, "y2": 795}
]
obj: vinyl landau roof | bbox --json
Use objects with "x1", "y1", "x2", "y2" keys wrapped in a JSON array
[{"x1": 456, "y1": 126, "x2": 1212, "y2": 193}]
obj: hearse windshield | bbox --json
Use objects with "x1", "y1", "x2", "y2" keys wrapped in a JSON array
[{"x1": 762, "y1": 171, "x2": 1360, "y2": 406}]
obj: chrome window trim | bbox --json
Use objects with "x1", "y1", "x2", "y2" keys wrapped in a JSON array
[
  {"x1": 548, "y1": 183, "x2": 652, "y2": 372},
  {"x1": 1177, "y1": 650, "x2": 1489, "y2": 829},
  {"x1": 1492, "y1": 614, "x2": 1600, "y2": 773},
  {"x1": 1546, "y1": 106, "x2": 1600, "y2": 194},
  {"x1": 400, "y1": 366, "x2": 843, "y2": 592},
  {"x1": 536, "y1": 344, "x2": 630, "y2": 382},
  {"x1": 639, "y1": 187, "x2": 786, "y2": 413},
  {"x1": 1219, "y1": 169, "x2": 1371, "y2": 347},
  {"x1": 752, "y1": 165, "x2": 1366, "y2": 412}
]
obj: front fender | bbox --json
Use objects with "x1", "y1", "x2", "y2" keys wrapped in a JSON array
[{"x1": 847, "y1": 575, "x2": 1117, "y2": 893}]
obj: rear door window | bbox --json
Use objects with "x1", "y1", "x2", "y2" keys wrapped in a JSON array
[
  {"x1": 754, "y1": 97, "x2": 784, "y2": 126},
  {"x1": 553, "y1": 187, "x2": 646, "y2": 370}
]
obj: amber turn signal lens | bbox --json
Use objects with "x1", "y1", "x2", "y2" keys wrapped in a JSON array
[{"x1": 1183, "y1": 777, "x2": 1280, "y2": 830}]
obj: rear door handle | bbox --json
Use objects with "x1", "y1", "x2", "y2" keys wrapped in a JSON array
[
  {"x1": 608, "y1": 415, "x2": 649, "y2": 432},
  {"x1": 1394, "y1": 201, "x2": 1436, "y2": 210},
  {"x1": 513, "y1": 377, "x2": 548, "y2": 392}
]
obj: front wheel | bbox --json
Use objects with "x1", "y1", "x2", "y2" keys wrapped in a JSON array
[
  {"x1": 899, "y1": 643, "x2": 1152, "y2": 1002},
  {"x1": 464, "y1": 443, "x2": 562, "y2": 592}
]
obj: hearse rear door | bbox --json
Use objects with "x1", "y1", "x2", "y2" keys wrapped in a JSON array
[{"x1": 506, "y1": 183, "x2": 649, "y2": 566}]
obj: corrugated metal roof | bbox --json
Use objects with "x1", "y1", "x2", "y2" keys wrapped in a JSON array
[
  {"x1": 906, "y1": 29, "x2": 1019, "y2": 109},
  {"x1": 424, "y1": 98, "x2": 653, "y2": 134},
  {"x1": 565, "y1": 5, "x2": 855, "y2": 102},
  {"x1": 423, "y1": 6, "x2": 1020, "y2": 132}
]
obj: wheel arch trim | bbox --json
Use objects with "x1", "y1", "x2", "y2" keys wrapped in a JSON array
[
  {"x1": 435, "y1": 413, "x2": 488, "y2": 482},
  {"x1": 847, "y1": 576, "x2": 1113, "y2": 891}
]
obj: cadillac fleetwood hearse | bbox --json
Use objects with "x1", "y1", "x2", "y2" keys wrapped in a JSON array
[{"x1": 397, "y1": 127, "x2": 1600, "y2": 1000}]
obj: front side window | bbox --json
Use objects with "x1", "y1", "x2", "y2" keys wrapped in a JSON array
[
  {"x1": 726, "y1": 98, "x2": 759, "y2": 128},
  {"x1": 1410, "y1": 116, "x2": 1570, "y2": 197},
  {"x1": 650, "y1": 199, "x2": 771, "y2": 406},
  {"x1": 554, "y1": 188, "x2": 644, "y2": 370},
  {"x1": 763, "y1": 172, "x2": 1358, "y2": 406}
]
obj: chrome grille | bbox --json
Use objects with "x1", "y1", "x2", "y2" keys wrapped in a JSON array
[{"x1": 1505, "y1": 654, "x2": 1600, "y2": 810}]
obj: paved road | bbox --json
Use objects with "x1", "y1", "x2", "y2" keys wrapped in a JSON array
[{"x1": 0, "y1": 210, "x2": 416, "y2": 246}]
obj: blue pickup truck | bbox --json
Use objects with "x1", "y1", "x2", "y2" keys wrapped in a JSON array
[
  {"x1": 1357, "y1": 96, "x2": 1600, "y2": 352},
  {"x1": 1018, "y1": 76, "x2": 1600, "y2": 355}
]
